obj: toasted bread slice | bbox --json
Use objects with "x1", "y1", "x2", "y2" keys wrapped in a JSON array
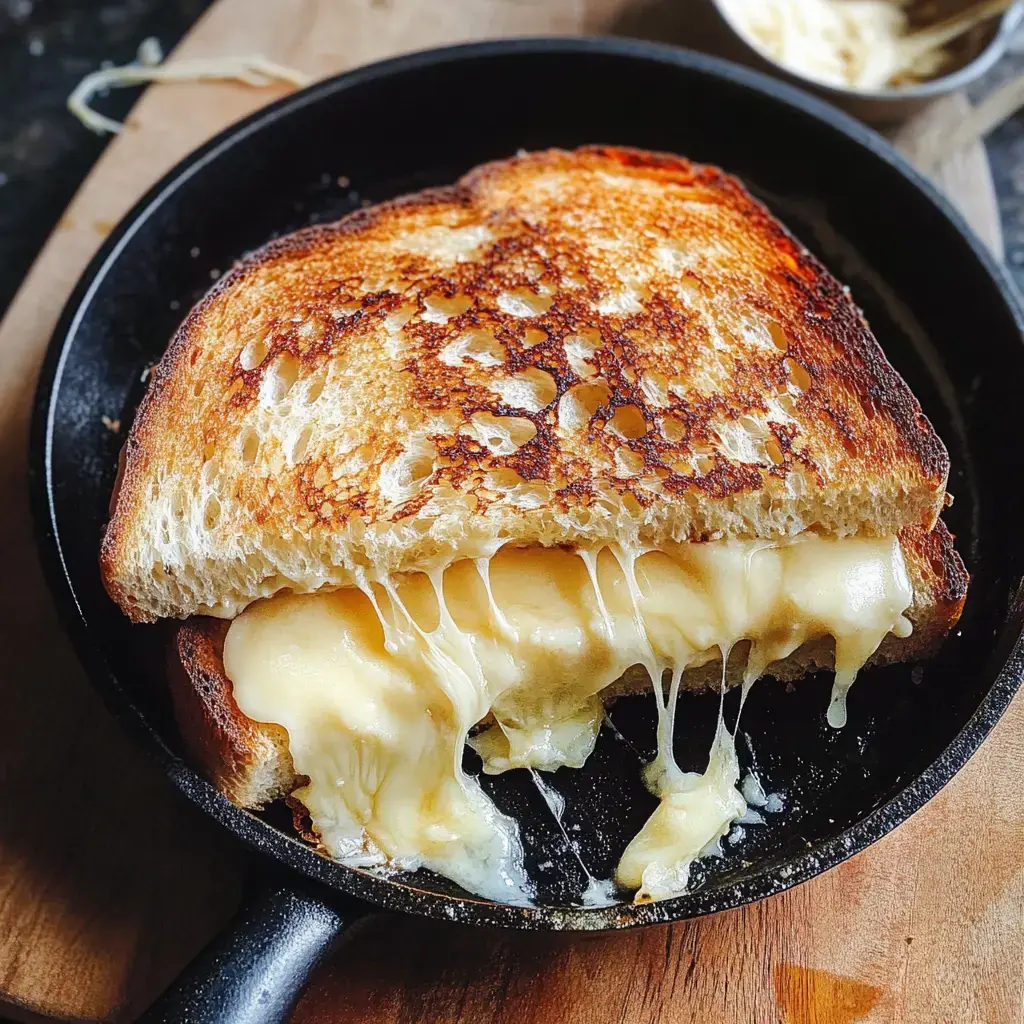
[
  {"x1": 103, "y1": 146, "x2": 949, "y2": 623},
  {"x1": 171, "y1": 522, "x2": 966, "y2": 810}
]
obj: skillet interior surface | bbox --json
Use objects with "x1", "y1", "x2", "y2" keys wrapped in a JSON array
[{"x1": 31, "y1": 38, "x2": 1024, "y2": 930}]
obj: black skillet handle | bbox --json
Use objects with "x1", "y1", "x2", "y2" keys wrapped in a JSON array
[{"x1": 137, "y1": 884, "x2": 364, "y2": 1023}]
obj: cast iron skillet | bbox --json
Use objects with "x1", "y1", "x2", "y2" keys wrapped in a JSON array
[{"x1": 30, "y1": 37, "x2": 1024, "y2": 1023}]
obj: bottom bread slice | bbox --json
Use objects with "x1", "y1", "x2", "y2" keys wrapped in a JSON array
[{"x1": 169, "y1": 522, "x2": 967, "y2": 810}]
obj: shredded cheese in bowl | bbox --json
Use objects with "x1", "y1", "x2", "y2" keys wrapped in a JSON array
[{"x1": 717, "y1": 0, "x2": 953, "y2": 91}]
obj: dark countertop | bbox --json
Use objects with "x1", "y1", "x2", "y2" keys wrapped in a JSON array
[
  {"x1": 977, "y1": 33, "x2": 1024, "y2": 281},
  {"x1": 0, "y1": 0, "x2": 211, "y2": 314},
  {"x1": 0, "y1": 0, "x2": 1022, "y2": 319}
]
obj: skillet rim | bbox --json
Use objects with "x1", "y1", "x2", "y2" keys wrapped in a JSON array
[{"x1": 28, "y1": 35, "x2": 1024, "y2": 931}]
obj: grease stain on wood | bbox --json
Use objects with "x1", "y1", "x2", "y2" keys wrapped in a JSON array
[{"x1": 774, "y1": 964, "x2": 882, "y2": 1024}]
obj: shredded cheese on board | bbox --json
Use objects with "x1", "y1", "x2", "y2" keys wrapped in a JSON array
[{"x1": 68, "y1": 37, "x2": 310, "y2": 135}]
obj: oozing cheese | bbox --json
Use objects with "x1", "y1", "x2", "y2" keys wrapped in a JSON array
[{"x1": 223, "y1": 534, "x2": 912, "y2": 904}]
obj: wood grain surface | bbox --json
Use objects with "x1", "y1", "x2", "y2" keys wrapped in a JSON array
[{"x1": 0, "y1": 1, "x2": 1014, "y2": 1021}]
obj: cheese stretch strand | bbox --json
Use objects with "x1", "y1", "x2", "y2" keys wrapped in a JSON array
[{"x1": 224, "y1": 535, "x2": 913, "y2": 903}]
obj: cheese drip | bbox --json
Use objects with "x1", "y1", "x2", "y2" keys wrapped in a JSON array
[{"x1": 223, "y1": 533, "x2": 913, "y2": 904}]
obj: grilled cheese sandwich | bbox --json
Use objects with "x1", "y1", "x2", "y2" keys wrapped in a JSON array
[{"x1": 102, "y1": 147, "x2": 967, "y2": 904}]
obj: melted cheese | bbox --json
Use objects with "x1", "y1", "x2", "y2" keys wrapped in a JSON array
[
  {"x1": 618, "y1": 718, "x2": 746, "y2": 901},
  {"x1": 223, "y1": 534, "x2": 912, "y2": 904}
]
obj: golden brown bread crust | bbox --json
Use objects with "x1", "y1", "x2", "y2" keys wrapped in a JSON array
[
  {"x1": 103, "y1": 146, "x2": 950, "y2": 623},
  {"x1": 171, "y1": 617, "x2": 301, "y2": 806},
  {"x1": 170, "y1": 523, "x2": 966, "y2": 812}
]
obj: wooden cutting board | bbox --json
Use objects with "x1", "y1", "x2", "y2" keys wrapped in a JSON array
[{"x1": 0, "y1": 2, "x2": 1017, "y2": 1022}]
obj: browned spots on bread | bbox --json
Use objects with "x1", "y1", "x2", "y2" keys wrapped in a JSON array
[
  {"x1": 900, "y1": 518, "x2": 968, "y2": 619},
  {"x1": 102, "y1": 146, "x2": 953, "y2": 622}
]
